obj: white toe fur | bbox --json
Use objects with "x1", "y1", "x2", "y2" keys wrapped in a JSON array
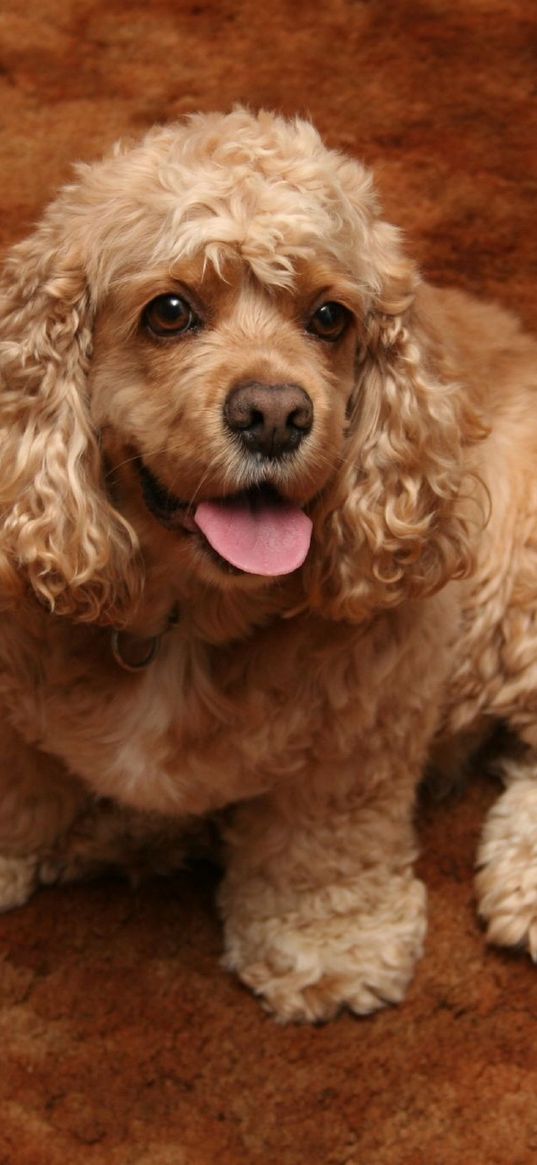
[{"x1": 222, "y1": 872, "x2": 427, "y2": 1022}]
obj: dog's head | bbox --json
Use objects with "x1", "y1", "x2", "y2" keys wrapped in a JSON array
[{"x1": 0, "y1": 109, "x2": 484, "y2": 626}]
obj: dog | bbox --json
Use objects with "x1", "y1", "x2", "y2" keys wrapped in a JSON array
[{"x1": 0, "y1": 108, "x2": 536, "y2": 1022}]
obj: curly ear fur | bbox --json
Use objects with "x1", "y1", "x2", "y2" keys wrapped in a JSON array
[
  {"x1": 0, "y1": 210, "x2": 141, "y2": 623},
  {"x1": 306, "y1": 237, "x2": 488, "y2": 622}
]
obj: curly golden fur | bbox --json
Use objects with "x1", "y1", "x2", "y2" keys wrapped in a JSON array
[{"x1": 1, "y1": 109, "x2": 536, "y2": 1020}]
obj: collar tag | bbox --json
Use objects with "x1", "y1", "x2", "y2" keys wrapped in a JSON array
[{"x1": 111, "y1": 630, "x2": 161, "y2": 672}]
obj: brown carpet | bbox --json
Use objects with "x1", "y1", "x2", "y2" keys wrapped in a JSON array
[{"x1": 1, "y1": 2, "x2": 537, "y2": 1162}]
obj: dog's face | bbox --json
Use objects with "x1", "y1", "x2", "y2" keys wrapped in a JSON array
[
  {"x1": 89, "y1": 248, "x2": 361, "y2": 589},
  {"x1": 0, "y1": 109, "x2": 481, "y2": 624}
]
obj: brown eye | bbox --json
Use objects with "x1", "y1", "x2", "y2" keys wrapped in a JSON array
[
  {"x1": 143, "y1": 294, "x2": 199, "y2": 337},
  {"x1": 308, "y1": 301, "x2": 350, "y2": 341}
]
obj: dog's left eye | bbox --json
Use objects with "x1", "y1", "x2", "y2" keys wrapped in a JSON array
[
  {"x1": 307, "y1": 302, "x2": 350, "y2": 341},
  {"x1": 143, "y1": 294, "x2": 199, "y2": 337}
]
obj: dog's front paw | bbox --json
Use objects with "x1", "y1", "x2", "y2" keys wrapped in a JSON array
[
  {"x1": 222, "y1": 874, "x2": 427, "y2": 1022},
  {"x1": 0, "y1": 854, "x2": 38, "y2": 912},
  {"x1": 477, "y1": 779, "x2": 537, "y2": 957}
]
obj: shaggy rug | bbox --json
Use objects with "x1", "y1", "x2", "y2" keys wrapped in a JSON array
[{"x1": 1, "y1": 2, "x2": 536, "y2": 1162}]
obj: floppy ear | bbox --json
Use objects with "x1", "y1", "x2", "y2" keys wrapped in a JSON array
[
  {"x1": 307, "y1": 225, "x2": 488, "y2": 621},
  {"x1": 0, "y1": 203, "x2": 141, "y2": 623}
]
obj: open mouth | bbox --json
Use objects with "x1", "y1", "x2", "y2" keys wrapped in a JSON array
[{"x1": 136, "y1": 459, "x2": 313, "y2": 577}]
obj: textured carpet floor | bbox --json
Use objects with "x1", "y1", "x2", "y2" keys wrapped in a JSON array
[{"x1": 1, "y1": 2, "x2": 537, "y2": 1163}]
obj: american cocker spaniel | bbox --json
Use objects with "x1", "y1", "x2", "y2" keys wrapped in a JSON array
[{"x1": 1, "y1": 108, "x2": 537, "y2": 1022}]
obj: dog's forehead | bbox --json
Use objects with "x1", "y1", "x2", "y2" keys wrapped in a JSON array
[
  {"x1": 106, "y1": 171, "x2": 354, "y2": 278},
  {"x1": 79, "y1": 114, "x2": 381, "y2": 294}
]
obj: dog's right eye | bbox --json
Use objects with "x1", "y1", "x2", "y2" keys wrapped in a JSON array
[{"x1": 142, "y1": 294, "x2": 199, "y2": 337}]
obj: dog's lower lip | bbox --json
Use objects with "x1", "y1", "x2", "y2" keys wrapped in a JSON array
[{"x1": 136, "y1": 458, "x2": 187, "y2": 520}]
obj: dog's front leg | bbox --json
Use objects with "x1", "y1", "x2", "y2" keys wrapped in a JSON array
[{"x1": 219, "y1": 756, "x2": 426, "y2": 1023}]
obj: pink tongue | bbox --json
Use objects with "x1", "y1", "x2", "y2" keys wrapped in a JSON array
[{"x1": 194, "y1": 495, "x2": 313, "y2": 576}]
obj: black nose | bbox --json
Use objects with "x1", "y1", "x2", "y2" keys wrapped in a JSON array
[{"x1": 224, "y1": 381, "x2": 313, "y2": 459}]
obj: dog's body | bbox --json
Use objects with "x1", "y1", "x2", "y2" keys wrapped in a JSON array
[{"x1": 1, "y1": 110, "x2": 537, "y2": 1020}]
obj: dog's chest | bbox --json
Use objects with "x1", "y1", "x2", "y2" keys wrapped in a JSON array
[
  {"x1": 25, "y1": 617, "x2": 376, "y2": 813},
  {"x1": 5, "y1": 603, "x2": 453, "y2": 818}
]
